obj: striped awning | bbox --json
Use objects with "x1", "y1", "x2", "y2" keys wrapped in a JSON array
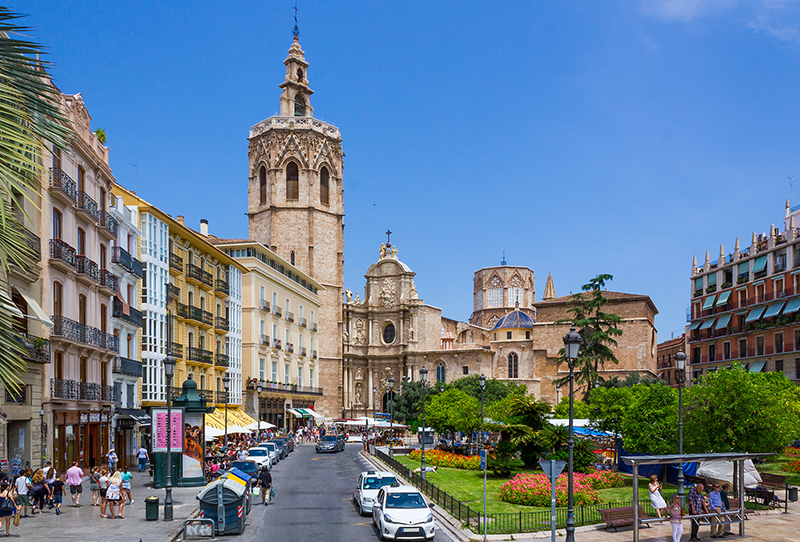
[
  {"x1": 699, "y1": 318, "x2": 716, "y2": 330},
  {"x1": 205, "y1": 408, "x2": 258, "y2": 430},
  {"x1": 715, "y1": 291, "x2": 731, "y2": 306},
  {"x1": 702, "y1": 295, "x2": 717, "y2": 310},
  {"x1": 762, "y1": 301, "x2": 785, "y2": 319},
  {"x1": 745, "y1": 305, "x2": 767, "y2": 323}
]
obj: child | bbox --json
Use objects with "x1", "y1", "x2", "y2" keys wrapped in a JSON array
[{"x1": 51, "y1": 473, "x2": 65, "y2": 515}]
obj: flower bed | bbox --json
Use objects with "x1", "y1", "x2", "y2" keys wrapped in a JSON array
[
  {"x1": 407, "y1": 449, "x2": 480, "y2": 470},
  {"x1": 785, "y1": 447, "x2": 800, "y2": 459},
  {"x1": 499, "y1": 470, "x2": 624, "y2": 507},
  {"x1": 783, "y1": 459, "x2": 800, "y2": 474}
]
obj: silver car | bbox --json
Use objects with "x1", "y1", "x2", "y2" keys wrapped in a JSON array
[
  {"x1": 353, "y1": 470, "x2": 398, "y2": 516},
  {"x1": 244, "y1": 447, "x2": 273, "y2": 470}
]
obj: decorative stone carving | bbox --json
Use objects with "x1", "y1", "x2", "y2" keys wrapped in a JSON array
[
  {"x1": 355, "y1": 382, "x2": 363, "y2": 405},
  {"x1": 354, "y1": 319, "x2": 366, "y2": 346},
  {"x1": 408, "y1": 323, "x2": 415, "y2": 341},
  {"x1": 379, "y1": 244, "x2": 387, "y2": 259},
  {"x1": 345, "y1": 288, "x2": 352, "y2": 303},
  {"x1": 410, "y1": 282, "x2": 418, "y2": 300},
  {"x1": 380, "y1": 279, "x2": 396, "y2": 308},
  {"x1": 355, "y1": 367, "x2": 364, "y2": 381},
  {"x1": 391, "y1": 246, "x2": 398, "y2": 258},
  {"x1": 355, "y1": 291, "x2": 361, "y2": 304}
]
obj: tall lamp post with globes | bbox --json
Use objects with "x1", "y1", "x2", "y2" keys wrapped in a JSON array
[
  {"x1": 563, "y1": 326, "x2": 582, "y2": 542},
  {"x1": 388, "y1": 375, "x2": 395, "y2": 455},
  {"x1": 163, "y1": 355, "x2": 176, "y2": 521},
  {"x1": 257, "y1": 382, "x2": 263, "y2": 440},
  {"x1": 420, "y1": 366, "x2": 428, "y2": 479},
  {"x1": 479, "y1": 374, "x2": 486, "y2": 542},
  {"x1": 223, "y1": 375, "x2": 230, "y2": 452},
  {"x1": 674, "y1": 350, "x2": 687, "y2": 506}
]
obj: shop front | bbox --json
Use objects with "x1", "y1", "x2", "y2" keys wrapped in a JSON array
[{"x1": 52, "y1": 410, "x2": 111, "y2": 474}]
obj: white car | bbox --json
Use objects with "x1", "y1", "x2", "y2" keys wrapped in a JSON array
[
  {"x1": 244, "y1": 447, "x2": 273, "y2": 470},
  {"x1": 353, "y1": 470, "x2": 398, "y2": 516},
  {"x1": 260, "y1": 442, "x2": 280, "y2": 464},
  {"x1": 372, "y1": 485, "x2": 435, "y2": 541}
]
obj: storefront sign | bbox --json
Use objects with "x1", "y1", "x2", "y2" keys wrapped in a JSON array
[
  {"x1": 182, "y1": 412, "x2": 205, "y2": 479},
  {"x1": 152, "y1": 408, "x2": 184, "y2": 453}
]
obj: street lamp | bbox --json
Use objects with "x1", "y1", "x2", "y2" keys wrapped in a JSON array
[
  {"x1": 163, "y1": 355, "x2": 176, "y2": 521},
  {"x1": 388, "y1": 375, "x2": 395, "y2": 455},
  {"x1": 40, "y1": 408, "x2": 46, "y2": 469},
  {"x1": 223, "y1": 375, "x2": 231, "y2": 452},
  {"x1": 563, "y1": 325, "x2": 582, "y2": 542},
  {"x1": 479, "y1": 374, "x2": 486, "y2": 542},
  {"x1": 674, "y1": 350, "x2": 687, "y2": 506},
  {"x1": 420, "y1": 366, "x2": 428, "y2": 480},
  {"x1": 257, "y1": 382, "x2": 263, "y2": 441}
]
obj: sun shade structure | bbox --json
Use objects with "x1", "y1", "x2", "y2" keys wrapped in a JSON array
[
  {"x1": 715, "y1": 291, "x2": 731, "y2": 306},
  {"x1": 621, "y1": 452, "x2": 775, "y2": 542},
  {"x1": 702, "y1": 295, "x2": 717, "y2": 310}
]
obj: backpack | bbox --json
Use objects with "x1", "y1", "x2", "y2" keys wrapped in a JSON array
[{"x1": 0, "y1": 497, "x2": 13, "y2": 512}]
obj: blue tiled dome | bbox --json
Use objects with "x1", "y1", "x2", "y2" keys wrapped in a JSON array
[{"x1": 492, "y1": 310, "x2": 535, "y2": 330}]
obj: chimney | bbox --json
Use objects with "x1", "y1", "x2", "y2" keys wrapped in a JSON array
[
  {"x1": 177, "y1": 215, "x2": 185, "y2": 225},
  {"x1": 200, "y1": 218, "x2": 208, "y2": 237}
]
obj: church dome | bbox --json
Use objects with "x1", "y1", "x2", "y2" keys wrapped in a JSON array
[{"x1": 492, "y1": 309, "x2": 535, "y2": 330}]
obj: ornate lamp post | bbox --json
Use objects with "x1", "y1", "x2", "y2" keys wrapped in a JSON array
[
  {"x1": 480, "y1": 374, "x2": 486, "y2": 542},
  {"x1": 223, "y1": 375, "x2": 230, "y2": 451},
  {"x1": 388, "y1": 375, "x2": 395, "y2": 455},
  {"x1": 563, "y1": 326, "x2": 582, "y2": 542},
  {"x1": 163, "y1": 355, "x2": 176, "y2": 521},
  {"x1": 674, "y1": 350, "x2": 687, "y2": 506},
  {"x1": 420, "y1": 366, "x2": 428, "y2": 479},
  {"x1": 257, "y1": 382, "x2": 263, "y2": 440}
]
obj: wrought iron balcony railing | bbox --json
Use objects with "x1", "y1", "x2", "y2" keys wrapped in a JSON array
[
  {"x1": 188, "y1": 347, "x2": 214, "y2": 364},
  {"x1": 77, "y1": 191, "x2": 99, "y2": 221},
  {"x1": 76, "y1": 255, "x2": 100, "y2": 283},
  {"x1": 286, "y1": 311, "x2": 294, "y2": 323},
  {"x1": 215, "y1": 279, "x2": 230, "y2": 296},
  {"x1": 49, "y1": 168, "x2": 77, "y2": 202},
  {"x1": 215, "y1": 353, "x2": 229, "y2": 367},
  {"x1": 168, "y1": 342, "x2": 184, "y2": 358},
  {"x1": 100, "y1": 269, "x2": 118, "y2": 291},
  {"x1": 169, "y1": 252, "x2": 183, "y2": 272},
  {"x1": 15, "y1": 334, "x2": 50, "y2": 363},
  {"x1": 215, "y1": 317, "x2": 230, "y2": 331},
  {"x1": 112, "y1": 297, "x2": 143, "y2": 327},
  {"x1": 98, "y1": 211, "x2": 118, "y2": 236},
  {"x1": 112, "y1": 246, "x2": 144, "y2": 277},
  {"x1": 187, "y1": 264, "x2": 213, "y2": 287},
  {"x1": 51, "y1": 315, "x2": 119, "y2": 352},
  {"x1": 50, "y1": 239, "x2": 77, "y2": 268},
  {"x1": 113, "y1": 356, "x2": 143, "y2": 377},
  {"x1": 300, "y1": 317, "x2": 307, "y2": 328},
  {"x1": 51, "y1": 378, "x2": 78, "y2": 400}
]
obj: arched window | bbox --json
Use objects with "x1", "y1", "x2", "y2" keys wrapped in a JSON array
[
  {"x1": 487, "y1": 276, "x2": 503, "y2": 308},
  {"x1": 286, "y1": 162, "x2": 299, "y2": 200},
  {"x1": 320, "y1": 167, "x2": 329, "y2": 205},
  {"x1": 436, "y1": 364, "x2": 445, "y2": 383},
  {"x1": 508, "y1": 352, "x2": 519, "y2": 379},
  {"x1": 53, "y1": 208, "x2": 62, "y2": 239},
  {"x1": 296, "y1": 68, "x2": 304, "y2": 82},
  {"x1": 259, "y1": 166, "x2": 267, "y2": 205},
  {"x1": 294, "y1": 94, "x2": 306, "y2": 116}
]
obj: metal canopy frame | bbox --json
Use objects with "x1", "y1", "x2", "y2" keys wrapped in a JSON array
[{"x1": 621, "y1": 452, "x2": 775, "y2": 542}]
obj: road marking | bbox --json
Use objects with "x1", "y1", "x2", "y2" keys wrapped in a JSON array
[
  {"x1": 343, "y1": 497, "x2": 353, "y2": 501},
  {"x1": 352, "y1": 521, "x2": 371, "y2": 526},
  {"x1": 312, "y1": 457, "x2": 325, "y2": 460}
]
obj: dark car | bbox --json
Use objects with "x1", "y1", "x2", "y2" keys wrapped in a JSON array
[
  {"x1": 316, "y1": 435, "x2": 340, "y2": 453},
  {"x1": 269, "y1": 439, "x2": 288, "y2": 460},
  {"x1": 230, "y1": 460, "x2": 261, "y2": 483},
  {"x1": 336, "y1": 434, "x2": 346, "y2": 451},
  {"x1": 274, "y1": 436, "x2": 294, "y2": 453}
]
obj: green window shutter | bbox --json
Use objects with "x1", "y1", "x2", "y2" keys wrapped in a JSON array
[
  {"x1": 695, "y1": 278, "x2": 703, "y2": 290},
  {"x1": 753, "y1": 256, "x2": 767, "y2": 273},
  {"x1": 738, "y1": 262, "x2": 749, "y2": 275},
  {"x1": 707, "y1": 273, "x2": 717, "y2": 285}
]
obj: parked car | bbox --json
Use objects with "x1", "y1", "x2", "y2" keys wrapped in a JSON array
[
  {"x1": 372, "y1": 485, "x2": 435, "y2": 541},
  {"x1": 273, "y1": 436, "x2": 294, "y2": 453},
  {"x1": 244, "y1": 447, "x2": 273, "y2": 470},
  {"x1": 259, "y1": 442, "x2": 280, "y2": 464},
  {"x1": 230, "y1": 460, "x2": 261, "y2": 482},
  {"x1": 353, "y1": 470, "x2": 398, "y2": 516},
  {"x1": 316, "y1": 435, "x2": 340, "y2": 453},
  {"x1": 269, "y1": 439, "x2": 288, "y2": 460},
  {"x1": 336, "y1": 434, "x2": 346, "y2": 449}
]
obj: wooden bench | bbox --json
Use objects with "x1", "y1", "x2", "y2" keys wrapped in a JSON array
[{"x1": 599, "y1": 505, "x2": 653, "y2": 532}]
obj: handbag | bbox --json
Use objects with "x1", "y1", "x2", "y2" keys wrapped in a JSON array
[
  {"x1": 13, "y1": 511, "x2": 19, "y2": 527},
  {"x1": 269, "y1": 487, "x2": 275, "y2": 500}
]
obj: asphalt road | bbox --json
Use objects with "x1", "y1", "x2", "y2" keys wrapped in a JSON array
[{"x1": 242, "y1": 442, "x2": 455, "y2": 542}]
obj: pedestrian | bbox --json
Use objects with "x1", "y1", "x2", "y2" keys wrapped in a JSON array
[
  {"x1": 648, "y1": 475, "x2": 667, "y2": 517},
  {"x1": 688, "y1": 483, "x2": 708, "y2": 542},
  {"x1": 65, "y1": 462, "x2": 83, "y2": 507},
  {"x1": 99, "y1": 469, "x2": 110, "y2": 518},
  {"x1": 12, "y1": 470, "x2": 30, "y2": 518},
  {"x1": 708, "y1": 483, "x2": 725, "y2": 538},
  {"x1": 120, "y1": 466, "x2": 133, "y2": 504},
  {"x1": 105, "y1": 472, "x2": 122, "y2": 519},
  {"x1": 51, "y1": 473, "x2": 64, "y2": 515},
  {"x1": 29, "y1": 469, "x2": 47, "y2": 514},
  {"x1": 106, "y1": 449, "x2": 118, "y2": 472},
  {"x1": 0, "y1": 480, "x2": 16, "y2": 536},
  {"x1": 136, "y1": 446, "x2": 149, "y2": 473},
  {"x1": 258, "y1": 466, "x2": 272, "y2": 506},
  {"x1": 89, "y1": 467, "x2": 101, "y2": 506},
  {"x1": 720, "y1": 483, "x2": 732, "y2": 536},
  {"x1": 668, "y1": 493, "x2": 684, "y2": 542},
  {"x1": 45, "y1": 467, "x2": 56, "y2": 509}
]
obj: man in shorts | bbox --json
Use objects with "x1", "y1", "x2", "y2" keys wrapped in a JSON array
[
  {"x1": 14, "y1": 469, "x2": 31, "y2": 517},
  {"x1": 66, "y1": 462, "x2": 84, "y2": 507}
]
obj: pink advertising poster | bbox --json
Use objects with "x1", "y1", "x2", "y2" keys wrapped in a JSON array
[{"x1": 152, "y1": 408, "x2": 184, "y2": 453}]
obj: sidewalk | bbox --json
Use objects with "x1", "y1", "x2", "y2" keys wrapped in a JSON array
[{"x1": 7, "y1": 471, "x2": 200, "y2": 542}]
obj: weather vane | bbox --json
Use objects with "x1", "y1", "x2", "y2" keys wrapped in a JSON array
[{"x1": 292, "y1": 2, "x2": 300, "y2": 40}]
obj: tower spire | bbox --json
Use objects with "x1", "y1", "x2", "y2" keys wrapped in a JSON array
[{"x1": 292, "y1": 2, "x2": 300, "y2": 40}]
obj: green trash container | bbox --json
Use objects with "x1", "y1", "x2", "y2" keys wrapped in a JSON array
[{"x1": 145, "y1": 496, "x2": 160, "y2": 521}]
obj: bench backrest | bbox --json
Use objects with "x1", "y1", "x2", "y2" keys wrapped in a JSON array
[
  {"x1": 760, "y1": 473, "x2": 788, "y2": 488},
  {"x1": 599, "y1": 505, "x2": 648, "y2": 520}
]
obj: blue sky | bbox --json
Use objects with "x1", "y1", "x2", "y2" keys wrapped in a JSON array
[{"x1": 18, "y1": 0, "x2": 800, "y2": 338}]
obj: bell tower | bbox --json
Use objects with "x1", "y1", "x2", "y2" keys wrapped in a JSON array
[{"x1": 247, "y1": 35, "x2": 344, "y2": 418}]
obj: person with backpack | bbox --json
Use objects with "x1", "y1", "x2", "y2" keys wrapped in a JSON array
[
  {"x1": 89, "y1": 467, "x2": 101, "y2": 506},
  {"x1": 29, "y1": 469, "x2": 47, "y2": 514},
  {"x1": 0, "y1": 480, "x2": 17, "y2": 536},
  {"x1": 258, "y1": 466, "x2": 272, "y2": 506}
]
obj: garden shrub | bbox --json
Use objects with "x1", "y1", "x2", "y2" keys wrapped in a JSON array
[
  {"x1": 499, "y1": 472, "x2": 602, "y2": 506},
  {"x1": 407, "y1": 449, "x2": 480, "y2": 470},
  {"x1": 783, "y1": 459, "x2": 800, "y2": 474}
]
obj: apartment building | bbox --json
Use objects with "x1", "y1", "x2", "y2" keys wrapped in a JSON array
[
  {"x1": 655, "y1": 334, "x2": 686, "y2": 387},
  {"x1": 112, "y1": 185, "x2": 246, "y2": 436},
  {"x1": 109, "y1": 195, "x2": 144, "y2": 466},
  {"x1": 42, "y1": 93, "x2": 120, "y2": 473},
  {"x1": 211, "y1": 239, "x2": 323, "y2": 431},
  {"x1": 687, "y1": 200, "x2": 800, "y2": 384}
]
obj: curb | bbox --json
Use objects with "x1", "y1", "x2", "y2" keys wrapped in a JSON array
[{"x1": 166, "y1": 507, "x2": 201, "y2": 542}]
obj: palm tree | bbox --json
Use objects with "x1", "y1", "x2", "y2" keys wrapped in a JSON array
[{"x1": 0, "y1": 8, "x2": 72, "y2": 390}]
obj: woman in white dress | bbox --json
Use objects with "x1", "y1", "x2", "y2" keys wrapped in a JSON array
[{"x1": 649, "y1": 474, "x2": 667, "y2": 517}]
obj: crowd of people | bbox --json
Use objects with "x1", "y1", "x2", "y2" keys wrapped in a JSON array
[{"x1": 648, "y1": 475, "x2": 735, "y2": 542}]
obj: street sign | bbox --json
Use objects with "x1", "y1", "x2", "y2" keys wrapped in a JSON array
[
  {"x1": 539, "y1": 459, "x2": 567, "y2": 542},
  {"x1": 480, "y1": 449, "x2": 486, "y2": 470}
]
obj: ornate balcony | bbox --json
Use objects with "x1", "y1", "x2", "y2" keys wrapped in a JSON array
[
  {"x1": 168, "y1": 342, "x2": 184, "y2": 358},
  {"x1": 169, "y1": 252, "x2": 183, "y2": 273},
  {"x1": 215, "y1": 317, "x2": 229, "y2": 332},
  {"x1": 260, "y1": 334, "x2": 270, "y2": 347},
  {"x1": 287, "y1": 343, "x2": 294, "y2": 353},
  {"x1": 188, "y1": 306, "x2": 213, "y2": 327},
  {"x1": 286, "y1": 311, "x2": 294, "y2": 323},
  {"x1": 21, "y1": 228, "x2": 40, "y2": 261},
  {"x1": 112, "y1": 297, "x2": 143, "y2": 327},
  {"x1": 49, "y1": 168, "x2": 77, "y2": 203},
  {"x1": 260, "y1": 300, "x2": 270, "y2": 312},
  {"x1": 51, "y1": 315, "x2": 119, "y2": 352},
  {"x1": 300, "y1": 347, "x2": 307, "y2": 357},
  {"x1": 98, "y1": 211, "x2": 118, "y2": 237},
  {"x1": 15, "y1": 334, "x2": 50, "y2": 363},
  {"x1": 113, "y1": 356, "x2": 143, "y2": 377},
  {"x1": 112, "y1": 246, "x2": 143, "y2": 278},
  {"x1": 99, "y1": 269, "x2": 118, "y2": 292},
  {"x1": 51, "y1": 378, "x2": 79, "y2": 400},
  {"x1": 188, "y1": 347, "x2": 214, "y2": 365},
  {"x1": 273, "y1": 306, "x2": 282, "y2": 317},
  {"x1": 273, "y1": 339, "x2": 282, "y2": 350},
  {"x1": 215, "y1": 353, "x2": 229, "y2": 367},
  {"x1": 215, "y1": 279, "x2": 230, "y2": 296},
  {"x1": 300, "y1": 317, "x2": 307, "y2": 328},
  {"x1": 216, "y1": 390, "x2": 227, "y2": 404},
  {"x1": 76, "y1": 191, "x2": 99, "y2": 221},
  {"x1": 187, "y1": 264, "x2": 213, "y2": 288},
  {"x1": 311, "y1": 323, "x2": 318, "y2": 332},
  {"x1": 76, "y1": 255, "x2": 100, "y2": 283},
  {"x1": 50, "y1": 239, "x2": 77, "y2": 269}
]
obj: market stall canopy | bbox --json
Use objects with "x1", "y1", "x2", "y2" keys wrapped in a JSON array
[
  {"x1": 205, "y1": 426, "x2": 225, "y2": 438},
  {"x1": 295, "y1": 407, "x2": 324, "y2": 421},
  {"x1": 205, "y1": 407, "x2": 258, "y2": 430},
  {"x1": 286, "y1": 408, "x2": 303, "y2": 418},
  {"x1": 225, "y1": 425, "x2": 251, "y2": 434},
  {"x1": 244, "y1": 421, "x2": 276, "y2": 430}
]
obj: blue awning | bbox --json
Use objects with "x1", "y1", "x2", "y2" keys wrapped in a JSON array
[
  {"x1": 714, "y1": 314, "x2": 732, "y2": 329},
  {"x1": 745, "y1": 305, "x2": 767, "y2": 323},
  {"x1": 753, "y1": 256, "x2": 768, "y2": 273},
  {"x1": 738, "y1": 262, "x2": 749, "y2": 274},
  {"x1": 748, "y1": 360, "x2": 766, "y2": 373},
  {"x1": 699, "y1": 318, "x2": 716, "y2": 330},
  {"x1": 762, "y1": 301, "x2": 785, "y2": 319},
  {"x1": 784, "y1": 297, "x2": 800, "y2": 314},
  {"x1": 715, "y1": 291, "x2": 731, "y2": 306},
  {"x1": 687, "y1": 320, "x2": 702, "y2": 331},
  {"x1": 702, "y1": 295, "x2": 717, "y2": 310}
]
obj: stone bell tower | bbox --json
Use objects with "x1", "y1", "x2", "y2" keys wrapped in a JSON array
[{"x1": 247, "y1": 35, "x2": 344, "y2": 417}]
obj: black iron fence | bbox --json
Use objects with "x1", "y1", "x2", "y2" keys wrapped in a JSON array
[{"x1": 372, "y1": 449, "x2": 656, "y2": 534}]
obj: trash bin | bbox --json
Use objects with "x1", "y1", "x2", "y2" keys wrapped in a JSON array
[
  {"x1": 789, "y1": 486, "x2": 798, "y2": 502},
  {"x1": 145, "y1": 496, "x2": 159, "y2": 521},
  {"x1": 223, "y1": 468, "x2": 254, "y2": 516},
  {"x1": 197, "y1": 479, "x2": 247, "y2": 535}
]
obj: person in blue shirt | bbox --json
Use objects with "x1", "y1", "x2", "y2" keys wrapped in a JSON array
[{"x1": 708, "y1": 483, "x2": 725, "y2": 538}]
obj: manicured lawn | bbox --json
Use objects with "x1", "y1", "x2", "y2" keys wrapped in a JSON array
[
  {"x1": 758, "y1": 450, "x2": 800, "y2": 486},
  {"x1": 394, "y1": 454, "x2": 657, "y2": 514}
]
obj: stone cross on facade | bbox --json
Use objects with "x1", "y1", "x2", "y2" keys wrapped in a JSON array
[{"x1": 386, "y1": 229, "x2": 392, "y2": 247}]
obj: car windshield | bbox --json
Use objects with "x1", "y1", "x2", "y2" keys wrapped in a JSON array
[
  {"x1": 232, "y1": 462, "x2": 257, "y2": 473},
  {"x1": 264, "y1": 444, "x2": 276, "y2": 451},
  {"x1": 247, "y1": 449, "x2": 267, "y2": 456},
  {"x1": 386, "y1": 492, "x2": 427, "y2": 509},
  {"x1": 321, "y1": 436, "x2": 337, "y2": 442},
  {"x1": 363, "y1": 476, "x2": 397, "y2": 490},
  {"x1": 271, "y1": 441, "x2": 283, "y2": 448}
]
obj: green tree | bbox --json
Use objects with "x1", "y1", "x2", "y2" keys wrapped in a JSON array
[
  {"x1": 620, "y1": 383, "x2": 677, "y2": 455},
  {"x1": 449, "y1": 375, "x2": 522, "y2": 405},
  {"x1": 0, "y1": 10, "x2": 72, "y2": 391},
  {"x1": 425, "y1": 388, "x2": 480, "y2": 433},
  {"x1": 392, "y1": 379, "x2": 443, "y2": 425},
  {"x1": 504, "y1": 395, "x2": 553, "y2": 467},
  {"x1": 485, "y1": 384, "x2": 528, "y2": 425},
  {"x1": 553, "y1": 397, "x2": 591, "y2": 419},
  {"x1": 683, "y1": 364, "x2": 800, "y2": 454},
  {"x1": 586, "y1": 386, "x2": 634, "y2": 451},
  {"x1": 600, "y1": 372, "x2": 663, "y2": 389},
  {"x1": 556, "y1": 274, "x2": 623, "y2": 398}
]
